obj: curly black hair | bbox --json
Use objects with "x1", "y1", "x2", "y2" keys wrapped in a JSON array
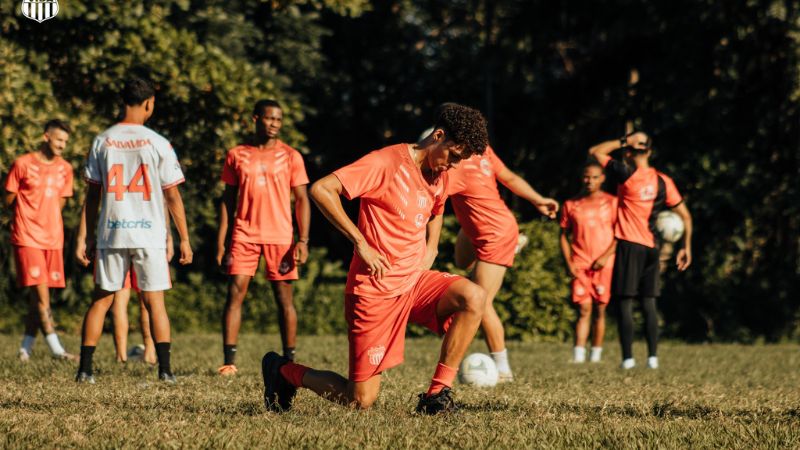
[{"x1": 433, "y1": 103, "x2": 488, "y2": 157}]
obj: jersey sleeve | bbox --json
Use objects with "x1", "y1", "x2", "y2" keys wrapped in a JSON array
[
  {"x1": 660, "y1": 173, "x2": 683, "y2": 207},
  {"x1": 84, "y1": 138, "x2": 102, "y2": 185},
  {"x1": 559, "y1": 201, "x2": 571, "y2": 229},
  {"x1": 4, "y1": 160, "x2": 22, "y2": 193},
  {"x1": 333, "y1": 150, "x2": 393, "y2": 200},
  {"x1": 289, "y1": 149, "x2": 310, "y2": 187},
  {"x1": 158, "y1": 141, "x2": 185, "y2": 189},
  {"x1": 221, "y1": 149, "x2": 238, "y2": 186},
  {"x1": 487, "y1": 146, "x2": 508, "y2": 176},
  {"x1": 60, "y1": 162, "x2": 74, "y2": 198}
]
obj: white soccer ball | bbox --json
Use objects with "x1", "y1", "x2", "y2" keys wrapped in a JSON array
[
  {"x1": 656, "y1": 210, "x2": 685, "y2": 243},
  {"x1": 458, "y1": 353, "x2": 499, "y2": 388}
]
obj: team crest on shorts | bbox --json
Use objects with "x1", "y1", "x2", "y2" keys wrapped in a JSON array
[
  {"x1": 279, "y1": 260, "x2": 292, "y2": 275},
  {"x1": 575, "y1": 284, "x2": 586, "y2": 296},
  {"x1": 51, "y1": 271, "x2": 61, "y2": 281},
  {"x1": 596, "y1": 285, "x2": 605, "y2": 295},
  {"x1": 21, "y1": 0, "x2": 59, "y2": 23},
  {"x1": 367, "y1": 345, "x2": 386, "y2": 366},
  {"x1": 29, "y1": 266, "x2": 41, "y2": 278}
]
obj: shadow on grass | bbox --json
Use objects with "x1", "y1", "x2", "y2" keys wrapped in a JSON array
[{"x1": 553, "y1": 401, "x2": 798, "y2": 422}]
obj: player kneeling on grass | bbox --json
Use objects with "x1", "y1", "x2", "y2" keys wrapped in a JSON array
[
  {"x1": 216, "y1": 100, "x2": 311, "y2": 376},
  {"x1": 559, "y1": 161, "x2": 617, "y2": 363},
  {"x1": 74, "y1": 76, "x2": 193, "y2": 384},
  {"x1": 261, "y1": 103, "x2": 489, "y2": 415},
  {"x1": 5, "y1": 119, "x2": 78, "y2": 362},
  {"x1": 589, "y1": 132, "x2": 692, "y2": 369}
]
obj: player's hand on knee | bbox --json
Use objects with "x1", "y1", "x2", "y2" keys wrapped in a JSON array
[{"x1": 179, "y1": 240, "x2": 193, "y2": 265}]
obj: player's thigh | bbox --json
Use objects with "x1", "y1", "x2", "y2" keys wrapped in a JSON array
[
  {"x1": 472, "y1": 260, "x2": 507, "y2": 304},
  {"x1": 130, "y1": 248, "x2": 171, "y2": 292},
  {"x1": 95, "y1": 249, "x2": 132, "y2": 292},
  {"x1": 454, "y1": 229, "x2": 476, "y2": 270}
]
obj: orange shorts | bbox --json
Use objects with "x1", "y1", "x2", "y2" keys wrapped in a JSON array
[
  {"x1": 346, "y1": 270, "x2": 463, "y2": 382},
  {"x1": 473, "y1": 222, "x2": 519, "y2": 268},
  {"x1": 13, "y1": 246, "x2": 65, "y2": 288},
  {"x1": 227, "y1": 240, "x2": 297, "y2": 280},
  {"x1": 572, "y1": 262, "x2": 614, "y2": 305}
]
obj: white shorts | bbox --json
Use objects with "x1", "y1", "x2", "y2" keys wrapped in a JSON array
[{"x1": 95, "y1": 248, "x2": 171, "y2": 292}]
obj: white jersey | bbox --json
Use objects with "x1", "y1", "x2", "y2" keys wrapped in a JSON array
[{"x1": 85, "y1": 123, "x2": 185, "y2": 249}]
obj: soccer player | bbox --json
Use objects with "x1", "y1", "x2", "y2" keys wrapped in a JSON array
[
  {"x1": 445, "y1": 134, "x2": 558, "y2": 382},
  {"x1": 261, "y1": 103, "x2": 489, "y2": 415},
  {"x1": 74, "y1": 76, "x2": 193, "y2": 383},
  {"x1": 559, "y1": 161, "x2": 617, "y2": 363},
  {"x1": 589, "y1": 131, "x2": 692, "y2": 369},
  {"x1": 5, "y1": 119, "x2": 77, "y2": 361},
  {"x1": 216, "y1": 100, "x2": 311, "y2": 376}
]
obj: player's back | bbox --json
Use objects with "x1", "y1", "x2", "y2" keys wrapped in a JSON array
[{"x1": 85, "y1": 123, "x2": 185, "y2": 249}]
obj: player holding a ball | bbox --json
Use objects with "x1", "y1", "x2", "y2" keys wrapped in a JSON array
[{"x1": 589, "y1": 131, "x2": 692, "y2": 369}]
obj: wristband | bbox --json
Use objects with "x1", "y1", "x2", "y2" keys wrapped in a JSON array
[{"x1": 298, "y1": 238, "x2": 309, "y2": 244}]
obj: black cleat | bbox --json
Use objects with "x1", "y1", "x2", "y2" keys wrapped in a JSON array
[
  {"x1": 261, "y1": 351, "x2": 297, "y2": 412},
  {"x1": 159, "y1": 372, "x2": 178, "y2": 384},
  {"x1": 416, "y1": 388, "x2": 458, "y2": 415},
  {"x1": 75, "y1": 372, "x2": 96, "y2": 384}
]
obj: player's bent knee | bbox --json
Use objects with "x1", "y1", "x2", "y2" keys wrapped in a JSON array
[{"x1": 460, "y1": 283, "x2": 487, "y2": 315}]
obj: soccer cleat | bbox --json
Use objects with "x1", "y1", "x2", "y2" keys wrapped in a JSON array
[
  {"x1": 54, "y1": 351, "x2": 79, "y2": 362},
  {"x1": 514, "y1": 233, "x2": 530, "y2": 255},
  {"x1": 621, "y1": 358, "x2": 636, "y2": 370},
  {"x1": 218, "y1": 364, "x2": 238, "y2": 376},
  {"x1": 416, "y1": 388, "x2": 458, "y2": 415},
  {"x1": 75, "y1": 372, "x2": 96, "y2": 384},
  {"x1": 18, "y1": 348, "x2": 30, "y2": 362},
  {"x1": 497, "y1": 372, "x2": 514, "y2": 383},
  {"x1": 127, "y1": 344, "x2": 145, "y2": 361},
  {"x1": 647, "y1": 356, "x2": 659, "y2": 369},
  {"x1": 261, "y1": 351, "x2": 297, "y2": 412},
  {"x1": 589, "y1": 347, "x2": 603, "y2": 363},
  {"x1": 159, "y1": 372, "x2": 178, "y2": 384}
]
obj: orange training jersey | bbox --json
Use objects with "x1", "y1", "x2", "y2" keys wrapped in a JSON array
[
  {"x1": 446, "y1": 146, "x2": 517, "y2": 246},
  {"x1": 221, "y1": 141, "x2": 309, "y2": 245},
  {"x1": 559, "y1": 192, "x2": 617, "y2": 268},
  {"x1": 4, "y1": 153, "x2": 73, "y2": 249},
  {"x1": 333, "y1": 144, "x2": 448, "y2": 298},
  {"x1": 598, "y1": 154, "x2": 682, "y2": 248}
]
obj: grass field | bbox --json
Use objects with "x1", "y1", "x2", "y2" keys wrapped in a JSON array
[{"x1": 1, "y1": 333, "x2": 798, "y2": 449}]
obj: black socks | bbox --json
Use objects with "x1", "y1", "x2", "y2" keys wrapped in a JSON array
[{"x1": 155, "y1": 342, "x2": 172, "y2": 376}]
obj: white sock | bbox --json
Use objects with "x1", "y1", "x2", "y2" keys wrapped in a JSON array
[
  {"x1": 573, "y1": 346, "x2": 586, "y2": 363},
  {"x1": 490, "y1": 349, "x2": 512, "y2": 374},
  {"x1": 20, "y1": 335, "x2": 36, "y2": 354},
  {"x1": 45, "y1": 333, "x2": 65, "y2": 356},
  {"x1": 589, "y1": 347, "x2": 602, "y2": 362}
]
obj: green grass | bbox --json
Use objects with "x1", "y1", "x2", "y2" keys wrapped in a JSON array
[{"x1": 1, "y1": 334, "x2": 798, "y2": 449}]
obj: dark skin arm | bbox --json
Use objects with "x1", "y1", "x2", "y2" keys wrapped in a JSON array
[
  {"x1": 216, "y1": 184, "x2": 237, "y2": 267},
  {"x1": 76, "y1": 183, "x2": 102, "y2": 267},
  {"x1": 292, "y1": 184, "x2": 311, "y2": 264},
  {"x1": 671, "y1": 202, "x2": 693, "y2": 271},
  {"x1": 163, "y1": 186, "x2": 193, "y2": 265}
]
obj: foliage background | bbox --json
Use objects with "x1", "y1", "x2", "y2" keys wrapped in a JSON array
[{"x1": 0, "y1": 0, "x2": 797, "y2": 342}]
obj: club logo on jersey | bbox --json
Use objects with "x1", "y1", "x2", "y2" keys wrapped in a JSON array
[
  {"x1": 367, "y1": 345, "x2": 385, "y2": 366},
  {"x1": 639, "y1": 185, "x2": 656, "y2": 201},
  {"x1": 414, "y1": 213, "x2": 425, "y2": 229},
  {"x1": 480, "y1": 158, "x2": 492, "y2": 176},
  {"x1": 416, "y1": 189, "x2": 428, "y2": 209},
  {"x1": 21, "y1": 0, "x2": 59, "y2": 23}
]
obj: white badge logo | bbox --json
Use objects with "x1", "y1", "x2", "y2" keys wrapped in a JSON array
[
  {"x1": 21, "y1": 0, "x2": 59, "y2": 23},
  {"x1": 367, "y1": 346, "x2": 385, "y2": 366}
]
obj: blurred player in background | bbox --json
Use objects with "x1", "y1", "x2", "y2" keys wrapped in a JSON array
[
  {"x1": 75, "y1": 76, "x2": 193, "y2": 383},
  {"x1": 5, "y1": 119, "x2": 77, "y2": 362},
  {"x1": 216, "y1": 100, "x2": 310, "y2": 376},
  {"x1": 559, "y1": 160, "x2": 617, "y2": 363},
  {"x1": 590, "y1": 131, "x2": 692, "y2": 369}
]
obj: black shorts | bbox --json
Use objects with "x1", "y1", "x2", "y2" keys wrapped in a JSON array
[{"x1": 612, "y1": 240, "x2": 661, "y2": 298}]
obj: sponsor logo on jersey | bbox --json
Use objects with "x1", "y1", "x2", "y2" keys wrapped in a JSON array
[
  {"x1": 21, "y1": 0, "x2": 59, "y2": 23},
  {"x1": 106, "y1": 218, "x2": 153, "y2": 229},
  {"x1": 480, "y1": 158, "x2": 492, "y2": 176}
]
